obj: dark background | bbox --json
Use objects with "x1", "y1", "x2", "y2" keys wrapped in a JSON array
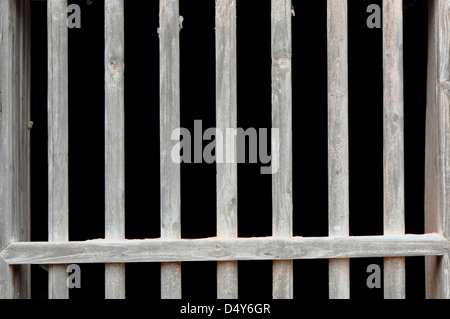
[{"x1": 29, "y1": 0, "x2": 428, "y2": 299}]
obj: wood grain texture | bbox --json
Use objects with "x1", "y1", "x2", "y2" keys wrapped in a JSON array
[
  {"x1": 0, "y1": 0, "x2": 16, "y2": 299},
  {"x1": 0, "y1": 0, "x2": 30, "y2": 299},
  {"x1": 271, "y1": 0, "x2": 293, "y2": 300},
  {"x1": 18, "y1": 0, "x2": 31, "y2": 298},
  {"x1": 160, "y1": 0, "x2": 182, "y2": 299},
  {"x1": 327, "y1": 0, "x2": 350, "y2": 300},
  {"x1": 105, "y1": 0, "x2": 126, "y2": 300},
  {"x1": 48, "y1": 0, "x2": 69, "y2": 299},
  {"x1": 382, "y1": 0, "x2": 405, "y2": 299},
  {"x1": 425, "y1": 0, "x2": 450, "y2": 299},
  {"x1": 2, "y1": 235, "x2": 447, "y2": 265},
  {"x1": 216, "y1": 0, "x2": 238, "y2": 299}
]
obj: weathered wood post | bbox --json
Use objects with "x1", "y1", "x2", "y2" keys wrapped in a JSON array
[
  {"x1": 425, "y1": 0, "x2": 450, "y2": 299},
  {"x1": 0, "y1": 0, "x2": 31, "y2": 299}
]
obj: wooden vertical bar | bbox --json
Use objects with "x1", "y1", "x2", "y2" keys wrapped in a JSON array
[
  {"x1": 425, "y1": 0, "x2": 450, "y2": 299},
  {"x1": 0, "y1": 0, "x2": 30, "y2": 299},
  {"x1": 382, "y1": 0, "x2": 406, "y2": 299},
  {"x1": 160, "y1": 0, "x2": 182, "y2": 299},
  {"x1": 327, "y1": 0, "x2": 350, "y2": 299},
  {"x1": 271, "y1": 0, "x2": 293, "y2": 300},
  {"x1": 48, "y1": 0, "x2": 69, "y2": 299},
  {"x1": 105, "y1": 0, "x2": 126, "y2": 299},
  {"x1": 0, "y1": 0, "x2": 15, "y2": 299},
  {"x1": 216, "y1": 0, "x2": 238, "y2": 300},
  {"x1": 19, "y1": 0, "x2": 31, "y2": 297}
]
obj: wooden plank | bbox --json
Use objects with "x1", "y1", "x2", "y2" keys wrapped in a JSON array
[
  {"x1": 48, "y1": 0, "x2": 69, "y2": 300},
  {"x1": 3, "y1": 0, "x2": 23, "y2": 298},
  {"x1": 160, "y1": 0, "x2": 181, "y2": 299},
  {"x1": 19, "y1": 0, "x2": 31, "y2": 298},
  {"x1": 425, "y1": 0, "x2": 450, "y2": 299},
  {"x1": 1, "y1": 0, "x2": 17, "y2": 299},
  {"x1": 216, "y1": 0, "x2": 238, "y2": 300},
  {"x1": 271, "y1": 0, "x2": 293, "y2": 300},
  {"x1": 327, "y1": 0, "x2": 350, "y2": 299},
  {"x1": 105, "y1": 0, "x2": 126, "y2": 300},
  {"x1": 2, "y1": 235, "x2": 448, "y2": 265},
  {"x1": 425, "y1": 0, "x2": 440, "y2": 298},
  {"x1": 382, "y1": 0, "x2": 405, "y2": 299},
  {"x1": 0, "y1": 0, "x2": 30, "y2": 299}
]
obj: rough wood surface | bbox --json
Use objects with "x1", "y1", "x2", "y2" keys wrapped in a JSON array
[
  {"x1": 216, "y1": 0, "x2": 238, "y2": 299},
  {"x1": 425, "y1": 0, "x2": 450, "y2": 299},
  {"x1": 2, "y1": 235, "x2": 447, "y2": 265},
  {"x1": 327, "y1": 0, "x2": 350, "y2": 300},
  {"x1": 104, "y1": 0, "x2": 126, "y2": 300},
  {"x1": 47, "y1": 0, "x2": 69, "y2": 299},
  {"x1": 271, "y1": 0, "x2": 293, "y2": 300},
  {"x1": 0, "y1": 0, "x2": 16, "y2": 300},
  {"x1": 0, "y1": 0, "x2": 30, "y2": 299},
  {"x1": 160, "y1": 0, "x2": 182, "y2": 299},
  {"x1": 382, "y1": 0, "x2": 405, "y2": 299},
  {"x1": 19, "y1": 0, "x2": 31, "y2": 298}
]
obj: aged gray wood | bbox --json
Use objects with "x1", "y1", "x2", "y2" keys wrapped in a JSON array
[
  {"x1": 160, "y1": 0, "x2": 182, "y2": 299},
  {"x1": 105, "y1": 0, "x2": 126, "y2": 300},
  {"x1": 0, "y1": 0, "x2": 16, "y2": 299},
  {"x1": 19, "y1": 0, "x2": 31, "y2": 298},
  {"x1": 48, "y1": 0, "x2": 69, "y2": 300},
  {"x1": 271, "y1": 0, "x2": 293, "y2": 300},
  {"x1": 327, "y1": 0, "x2": 350, "y2": 300},
  {"x1": 2, "y1": 235, "x2": 448, "y2": 265},
  {"x1": 216, "y1": 0, "x2": 238, "y2": 300},
  {"x1": 104, "y1": 0, "x2": 126, "y2": 299},
  {"x1": 425, "y1": 0, "x2": 450, "y2": 299},
  {"x1": 425, "y1": 0, "x2": 442, "y2": 298},
  {"x1": 0, "y1": 0, "x2": 30, "y2": 299},
  {"x1": 382, "y1": 0, "x2": 405, "y2": 299},
  {"x1": 425, "y1": 0, "x2": 440, "y2": 298}
]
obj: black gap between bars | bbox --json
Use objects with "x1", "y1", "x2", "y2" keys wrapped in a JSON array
[
  {"x1": 179, "y1": 0, "x2": 216, "y2": 240},
  {"x1": 67, "y1": 0, "x2": 105, "y2": 242},
  {"x1": 348, "y1": 0, "x2": 384, "y2": 237},
  {"x1": 236, "y1": 0, "x2": 272, "y2": 238},
  {"x1": 124, "y1": 0, "x2": 160, "y2": 240},
  {"x1": 291, "y1": 0, "x2": 328, "y2": 238}
]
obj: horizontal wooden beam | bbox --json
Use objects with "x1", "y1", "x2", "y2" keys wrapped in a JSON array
[{"x1": 1, "y1": 234, "x2": 448, "y2": 265}]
